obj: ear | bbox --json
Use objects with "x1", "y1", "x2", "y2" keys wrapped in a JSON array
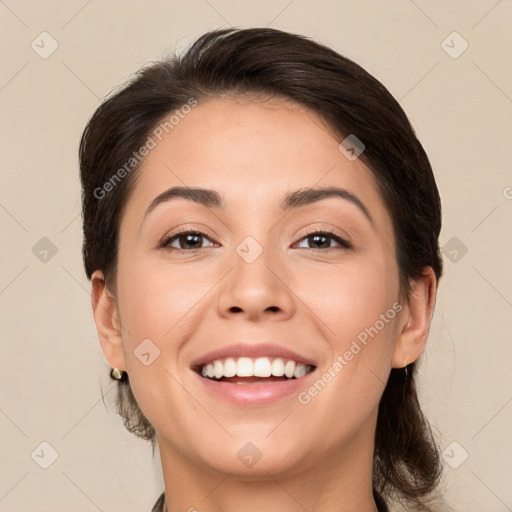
[
  {"x1": 391, "y1": 267, "x2": 437, "y2": 368},
  {"x1": 91, "y1": 270, "x2": 127, "y2": 371}
]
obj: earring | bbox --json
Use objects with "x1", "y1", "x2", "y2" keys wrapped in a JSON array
[
  {"x1": 110, "y1": 368, "x2": 127, "y2": 381},
  {"x1": 403, "y1": 359, "x2": 408, "y2": 377}
]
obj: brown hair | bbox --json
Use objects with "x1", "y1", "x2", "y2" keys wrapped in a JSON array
[{"x1": 79, "y1": 27, "x2": 443, "y2": 509}]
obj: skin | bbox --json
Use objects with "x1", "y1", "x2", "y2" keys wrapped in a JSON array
[{"x1": 91, "y1": 96, "x2": 436, "y2": 512}]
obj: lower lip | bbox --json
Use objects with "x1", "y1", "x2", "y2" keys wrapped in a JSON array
[{"x1": 193, "y1": 371, "x2": 316, "y2": 406}]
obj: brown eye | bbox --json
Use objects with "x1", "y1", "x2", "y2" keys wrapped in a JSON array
[
  {"x1": 295, "y1": 230, "x2": 352, "y2": 251},
  {"x1": 161, "y1": 231, "x2": 215, "y2": 251}
]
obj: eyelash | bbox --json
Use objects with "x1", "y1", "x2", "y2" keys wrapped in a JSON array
[{"x1": 159, "y1": 228, "x2": 353, "y2": 253}]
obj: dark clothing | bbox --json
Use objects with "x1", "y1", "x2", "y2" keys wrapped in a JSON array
[
  {"x1": 151, "y1": 489, "x2": 389, "y2": 511},
  {"x1": 151, "y1": 491, "x2": 165, "y2": 512}
]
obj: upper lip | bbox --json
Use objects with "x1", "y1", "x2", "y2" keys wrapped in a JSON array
[{"x1": 190, "y1": 342, "x2": 317, "y2": 369}]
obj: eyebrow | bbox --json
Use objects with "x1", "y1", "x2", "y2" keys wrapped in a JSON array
[{"x1": 143, "y1": 185, "x2": 373, "y2": 224}]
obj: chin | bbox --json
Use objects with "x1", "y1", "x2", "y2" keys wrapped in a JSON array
[{"x1": 187, "y1": 433, "x2": 312, "y2": 479}]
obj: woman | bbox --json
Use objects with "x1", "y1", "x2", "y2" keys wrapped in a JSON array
[{"x1": 79, "y1": 27, "x2": 443, "y2": 511}]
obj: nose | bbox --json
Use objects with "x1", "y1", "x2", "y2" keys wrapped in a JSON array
[{"x1": 216, "y1": 240, "x2": 296, "y2": 322}]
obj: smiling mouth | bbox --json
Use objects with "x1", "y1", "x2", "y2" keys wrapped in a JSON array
[{"x1": 194, "y1": 356, "x2": 316, "y2": 384}]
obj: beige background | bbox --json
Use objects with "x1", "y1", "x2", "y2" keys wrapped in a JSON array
[{"x1": 1, "y1": 1, "x2": 511, "y2": 511}]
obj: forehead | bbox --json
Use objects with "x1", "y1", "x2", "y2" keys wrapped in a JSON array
[{"x1": 121, "y1": 96, "x2": 391, "y2": 231}]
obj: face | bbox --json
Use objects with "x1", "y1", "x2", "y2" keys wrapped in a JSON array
[{"x1": 98, "y1": 96, "x2": 412, "y2": 478}]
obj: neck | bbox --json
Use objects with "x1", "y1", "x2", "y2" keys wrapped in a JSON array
[{"x1": 157, "y1": 426, "x2": 379, "y2": 512}]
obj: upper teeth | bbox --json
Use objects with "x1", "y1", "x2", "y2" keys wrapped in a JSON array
[{"x1": 200, "y1": 357, "x2": 313, "y2": 380}]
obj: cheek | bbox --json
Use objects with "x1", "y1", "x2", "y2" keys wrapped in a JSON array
[
  {"x1": 295, "y1": 255, "x2": 399, "y2": 399},
  {"x1": 113, "y1": 261, "x2": 193, "y2": 436},
  {"x1": 296, "y1": 255, "x2": 398, "y2": 335},
  {"x1": 116, "y1": 256, "x2": 206, "y2": 342},
  {"x1": 114, "y1": 255, "x2": 220, "y2": 406}
]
